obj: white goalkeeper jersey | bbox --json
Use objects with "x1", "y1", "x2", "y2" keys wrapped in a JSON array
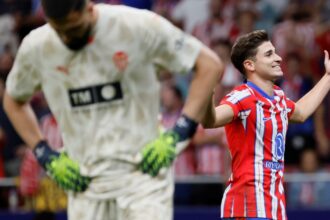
[{"x1": 6, "y1": 4, "x2": 201, "y2": 199}]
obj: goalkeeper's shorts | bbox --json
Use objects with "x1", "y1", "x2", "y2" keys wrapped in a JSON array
[{"x1": 67, "y1": 172, "x2": 174, "y2": 220}]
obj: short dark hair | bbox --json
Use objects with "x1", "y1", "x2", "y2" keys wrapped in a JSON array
[
  {"x1": 41, "y1": 0, "x2": 87, "y2": 19},
  {"x1": 231, "y1": 30, "x2": 269, "y2": 75}
]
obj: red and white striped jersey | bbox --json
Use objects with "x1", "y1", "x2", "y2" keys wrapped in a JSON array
[{"x1": 220, "y1": 81, "x2": 295, "y2": 220}]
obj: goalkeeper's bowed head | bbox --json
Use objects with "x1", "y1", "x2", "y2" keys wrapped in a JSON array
[{"x1": 140, "y1": 114, "x2": 198, "y2": 177}]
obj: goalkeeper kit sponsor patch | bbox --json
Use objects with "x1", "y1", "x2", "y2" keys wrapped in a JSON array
[{"x1": 68, "y1": 81, "x2": 123, "y2": 107}]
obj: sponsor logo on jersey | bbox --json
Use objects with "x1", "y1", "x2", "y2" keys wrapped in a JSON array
[
  {"x1": 263, "y1": 160, "x2": 284, "y2": 170},
  {"x1": 275, "y1": 133, "x2": 284, "y2": 160},
  {"x1": 262, "y1": 117, "x2": 272, "y2": 122},
  {"x1": 68, "y1": 81, "x2": 123, "y2": 107},
  {"x1": 112, "y1": 51, "x2": 128, "y2": 72}
]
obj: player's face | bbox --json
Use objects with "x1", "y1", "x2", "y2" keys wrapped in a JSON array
[
  {"x1": 253, "y1": 41, "x2": 283, "y2": 81},
  {"x1": 48, "y1": 3, "x2": 94, "y2": 51}
]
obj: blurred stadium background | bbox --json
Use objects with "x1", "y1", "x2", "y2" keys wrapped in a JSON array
[{"x1": 0, "y1": 0, "x2": 330, "y2": 219}]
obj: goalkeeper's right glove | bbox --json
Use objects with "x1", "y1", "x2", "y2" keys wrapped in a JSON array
[
  {"x1": 140, "y1": 131, "x2": 178, "y2": 177},
  {"x1": 139, "y1": 114, "x2": 198, "y2": 177},
  {"x1": 33, "y1": 140, "x2": 90, "y2": 192}
]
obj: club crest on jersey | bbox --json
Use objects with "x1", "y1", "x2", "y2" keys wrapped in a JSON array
[
  {"x1": 68, "y1": 81, "x2": 123, "y2": 107},
  {"x1": 112, "y1": 51, "x2": 128, "y2": 72},
  {"x1": 56, "y1": 65, "x2": 69, "y2": 75},
  {"x1": 275, "y1": 133, "x2": 285, "y2": 160}
]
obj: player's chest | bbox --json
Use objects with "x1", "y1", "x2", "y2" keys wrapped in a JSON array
[
  {"x1": 247, "y1": 99, "x2": 290, "y2": 129},
  {"x1": 40, "y1": 40, "x2": 144, "y2": 85}
]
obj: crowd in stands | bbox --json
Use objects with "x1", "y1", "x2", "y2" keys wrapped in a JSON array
[{"x1": 0, "y1": 0, "x2": 330, "y2": 211}]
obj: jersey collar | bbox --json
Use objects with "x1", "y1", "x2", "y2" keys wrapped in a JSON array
[{"x1": 246, "y1": 81, "x2": 274, "y2": 100}]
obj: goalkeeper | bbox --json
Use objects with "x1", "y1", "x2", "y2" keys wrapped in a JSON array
[{"x1": 3, "y1": 0, "x2": 223, "y2": 219}]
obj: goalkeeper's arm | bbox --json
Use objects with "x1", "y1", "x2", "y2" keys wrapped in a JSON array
[
  {"x1": 3, "y1": 92, "x2": 90, "y2": 192},
  {"x1": 140, "y1": 46, "x2": 224, "y2": 176}
]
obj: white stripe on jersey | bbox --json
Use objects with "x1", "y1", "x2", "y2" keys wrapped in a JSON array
[
  {"x1": 280, "y1": 98, "x2": 289, "y2": 145},
  {"x1": 255, "y1": 101, "x2": 266, "y2": 217},
  {"x1": 274, "y1": 89, "x2": 284, "y2": 96},
  {"x1": 239, "y1": 109, "x2": 251, "y2": 130},
  {"x1": 280, "y1": 199, "x2": 286, "y2": 220},
  {"x1": 266, "y1": 100, "x2": 279, "y2": 220},
  {"x1": 279, "y1": 170, "x2": 285, "y2": 219},
  {"x1": 221, "y1": 183, "x2": 232, "y2": 218},
  {"x1": 279, "y1": 171, "x2": 284, "y2": 194},
  {"x1": 227, "y1": 89, "x2": 251, "y2": 104}
]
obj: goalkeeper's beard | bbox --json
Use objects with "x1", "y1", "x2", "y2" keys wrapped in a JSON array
[{"x1": 65, "y1": 24, "x2": 92, "y2": 51}]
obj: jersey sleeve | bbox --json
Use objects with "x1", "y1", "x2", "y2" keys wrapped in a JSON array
[
  {"x1": 136, "y1": 10, "x2": 202, "y2": 74},
  {"x1": 6, "y1": 35, "x2": 41, "y2": 102},
  {"x1": 285, "y1": 95, "x2": 296, "y2": 119},
  {"x1": 220, "y1": 88, "x2": 251, "y2": 120}
]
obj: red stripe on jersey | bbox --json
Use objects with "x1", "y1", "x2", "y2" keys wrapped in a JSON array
[
  {"x1": 222, "y1": 183, "x2": 234, "y2": 217},
  {"x1": 235, "y1": 186, "x2": 246, "y2": 216}
]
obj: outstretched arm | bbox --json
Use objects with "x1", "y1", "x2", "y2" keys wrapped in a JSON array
[{"x1": 290, "y1": 51, "x2": 330, "y2": 123}]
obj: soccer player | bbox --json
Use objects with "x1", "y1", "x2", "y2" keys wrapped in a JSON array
[
  {"x1": 201, "y1": 30, "x2": 330, "y2": 220},
  {"x1": 3, "y1": 0, "x2": 223, "y2": 219}
]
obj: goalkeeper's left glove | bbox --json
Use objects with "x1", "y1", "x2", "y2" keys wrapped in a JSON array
[{"x1": 139, "y1": 114, "x2": 198, "y2": 177}]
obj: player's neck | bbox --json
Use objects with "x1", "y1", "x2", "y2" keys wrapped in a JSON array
[{"x1": 247, "y1": 76, "x2": 274, "y2": 97}]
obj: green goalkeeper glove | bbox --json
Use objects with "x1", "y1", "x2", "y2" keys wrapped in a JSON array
[
  {"x1": 33, "y1": 141, "x2": 91, "y2": 192},
  {"x1": 140, "y1": 114, "x2": 198, "y2": 177},
  {"x1": 140, "y1": 131, "x2": 178, "y2": 177}
]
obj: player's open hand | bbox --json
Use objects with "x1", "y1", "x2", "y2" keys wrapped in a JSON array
[
  {"x1": 139, "y1": 132, "x2": 178, "y2": 177},
  {"x1": 33, "y1": 141, "x2": 91, "y2": 192}
]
